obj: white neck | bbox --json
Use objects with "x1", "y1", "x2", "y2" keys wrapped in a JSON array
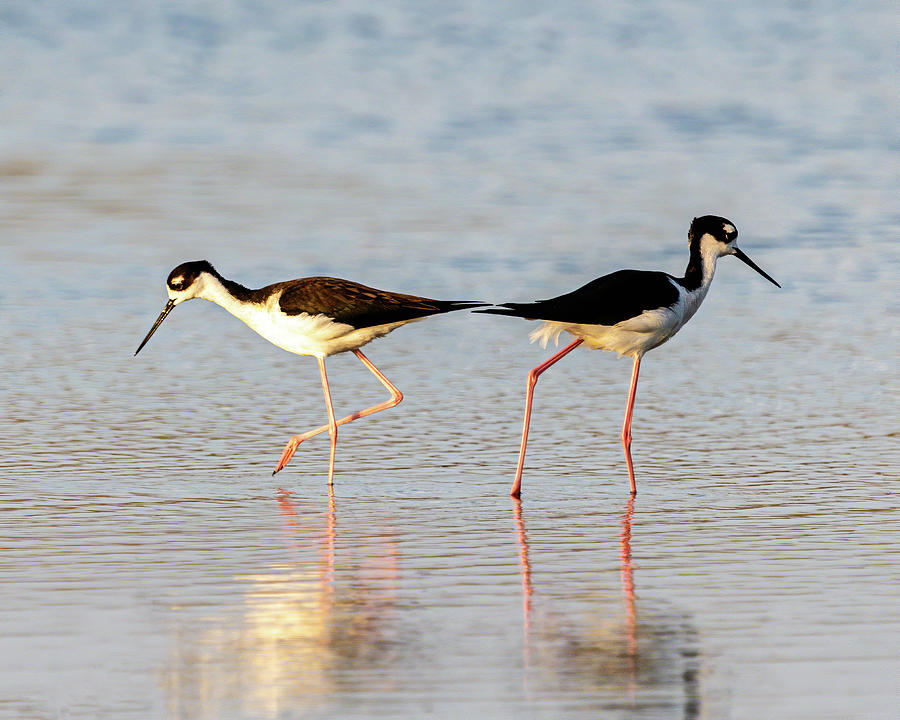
[
  {"x1": 173, "y1": 272, "x2": 259, "y2": 322},
  {"x1": 698, "y1": 234, "x2": 726, "y2": 290}
]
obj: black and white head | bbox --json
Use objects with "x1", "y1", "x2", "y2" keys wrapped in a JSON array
[
  {"x1": 134, "y1": 260, "x2": 220, "y2": 355},
  {"x1": 689, "y1": 215, "x2": 780, "y2": 287},
  {"x1": 165, "y1": 260, "x2": 219, "y2": 302}
]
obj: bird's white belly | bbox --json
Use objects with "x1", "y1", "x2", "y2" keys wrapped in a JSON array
[
  {"x1": 220, "y1": 299, "x2": 416, "y2": 358},
  {"x1": 250, "y1": 311, "x2": 355, "y2": 356},
  {"x1": 530, "y1": 306, "x2": 684, "y2": 358}
]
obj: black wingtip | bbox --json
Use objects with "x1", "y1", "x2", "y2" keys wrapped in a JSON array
[
  {"x1": 472, "y1": 303, "x2": 527, "y2": 317},
  {"x1": 443, "y1": 300, "x2": 490, "y2": 312},
  {"x1": 473, "y1": 308, "x2": 506, "y2": 315}
]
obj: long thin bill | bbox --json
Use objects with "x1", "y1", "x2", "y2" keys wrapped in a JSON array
[
  {"x1": 135, "y1": 299, "x2": 176, "y2": 356},
  {"x1": 733, "y1": 247, "x2": 781, "y2": 288}
]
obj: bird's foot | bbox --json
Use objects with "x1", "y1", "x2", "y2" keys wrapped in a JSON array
[{"x1": 272, "y1": 437, "x2": 302, "y2": 475}]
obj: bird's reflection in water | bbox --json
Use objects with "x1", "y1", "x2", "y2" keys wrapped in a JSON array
[
  {"x1": 514, "y1": 496, "x2": 700, "y2": 719},
  {"x1": 163, "y1": 488, "x2": 401, "y2": 720},
  {"x1": 276, "y1": 487, "x2": 336, "y2": 588}
]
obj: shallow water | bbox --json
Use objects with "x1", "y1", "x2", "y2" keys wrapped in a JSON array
[{"x1": 1, "y1": 2, "x2": 898, "y2": 719}]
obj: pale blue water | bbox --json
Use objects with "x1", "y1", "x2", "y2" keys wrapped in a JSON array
[{"x1": 1, "y1": 2, "x2": 898, "y2": 719}]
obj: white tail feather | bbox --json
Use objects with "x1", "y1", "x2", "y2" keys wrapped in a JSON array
[{"x1": 529, "y1": 321, "x2": 567, "y2": 348}]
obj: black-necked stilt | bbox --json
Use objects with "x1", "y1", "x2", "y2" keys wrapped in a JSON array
[
  {"x1": 135, "y1": 260, "x2": 485, "y2": 483},
  {"x1": 478, "y1": 216, "x2": 780, "y2": 498}
]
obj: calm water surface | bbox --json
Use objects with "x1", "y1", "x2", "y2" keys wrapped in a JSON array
[{"x1": 1, "y1": 2, "x2": 898, "y2": 719}]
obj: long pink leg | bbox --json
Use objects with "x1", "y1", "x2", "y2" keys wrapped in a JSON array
[
  {"x1": 273, "y1": 349, "x2": 404, "y2": 475},
  {"x1": 318, "y1": 357, "x2": 339, "y2": 484},
  {"x1": 510, "y1": 338, "x2": 584, "y2": 498},
  {"x1": 621, "y1": 355, "x2": 641, "y2": 496}
]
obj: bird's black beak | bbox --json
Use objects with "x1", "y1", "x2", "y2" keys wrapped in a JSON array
[
  {"x1": 733, "y1": 247, "x2": 780, "y2": 288},
  {"x1": 135, "y1": 299, "x2": 176, "y2": 356}
]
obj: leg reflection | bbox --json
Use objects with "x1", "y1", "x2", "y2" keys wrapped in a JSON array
[
  {"x1": 322, "y1": 486, "x2": 336, "y2": 591},
  {"x1": 276, "y1": 488, "x2": 301, "y2": 555},
  {"x1": 620, "y1": 495, "x2": 638, "y2": 698},
  {"x1": 276, "y1": 487, "x2": 337, "y2": 588},
  {"x1": 513, "y1": 497, "x2": 533, "y2": 630},
  {"x1": 512, "y1": 496, "x2": 533, "y2": 686},
  {"x1": 620, "y1": 496, "x2": 637, "y2": 656}
]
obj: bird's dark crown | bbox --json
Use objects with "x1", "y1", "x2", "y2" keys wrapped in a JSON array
[
  {"x1": 167, "y1": 260, "x2": 217, "y2": 291},
  {"x1": 689, "y1": 215, "x2": 738, "y2": 244}
]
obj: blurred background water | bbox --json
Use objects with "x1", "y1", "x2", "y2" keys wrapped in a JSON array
[{"x1": 0, "y1": 2, "x2": 897, "y2": 719}]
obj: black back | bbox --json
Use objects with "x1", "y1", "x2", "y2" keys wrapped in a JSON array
[
  {"x1": 477, "y1": 269, "x2": 680, "y2": 325},
  {"x1": 275, "y1": 277, "x2": 485, "y2": 328}
]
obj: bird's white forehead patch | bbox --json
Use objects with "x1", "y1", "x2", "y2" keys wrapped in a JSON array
[
  {"x1": 170, "y1": 275, "x2": 184, "y2": 286},
  {"x1": 723, "y1": 224, "x2": 736, "y2": 236}
]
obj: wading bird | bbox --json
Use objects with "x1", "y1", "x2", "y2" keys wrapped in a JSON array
[
  {"x1": 135, "y1": 260, "x2": 484, "y2": 483},
  {"x1": 478, "y1": 216, "x2": 780, "y2": 497}
]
